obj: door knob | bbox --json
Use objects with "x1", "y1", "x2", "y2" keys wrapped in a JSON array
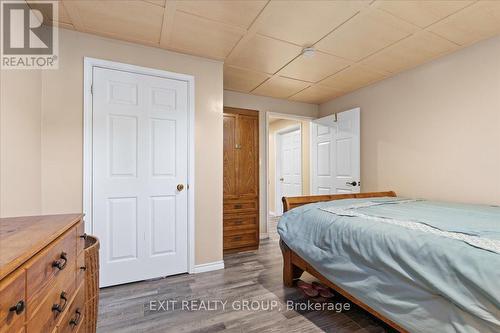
[
  {"x1": 279, "y1": 178, "x2": 284, "y2": 182},
  {"x1": 346, "y1": 181, "x2": 357, "y2": 186},
  {"x1": 177, "y1": 184, "x2": 185, "y2": 191}
]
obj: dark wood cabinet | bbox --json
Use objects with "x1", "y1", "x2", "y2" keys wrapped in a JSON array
[{"x1": 223, "y1": 107, "x2": 259, "y2": 253}]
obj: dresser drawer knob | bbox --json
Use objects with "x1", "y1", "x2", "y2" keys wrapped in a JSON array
[
  {"x1": 80, "y1": 266, "x2": 87, "y2": 271},
  {"x1": 52, "y1": 291, "x2": 68, "y2": 313},
  {"x1": 69, "y1": 309, "x2": 82, "y2": 326},
  {"x1": 52, "y1": 252, "x2": 68, "y2": 270},
  {"x1": 234, "y1": 204, "x2": 243, "y2": 209},
  {"x1": 233, "y1": 236, "x2": 242, "y2": 241},
  {"x1": 9, "y1": 300, "x2": 25, "y2": 315}
]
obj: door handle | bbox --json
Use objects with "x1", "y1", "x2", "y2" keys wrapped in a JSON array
[
  {"x1": 279, "y1": 178, "x2": 284, "y2": 182},
  {"x1": 177, "y1": 184, "x2": 185, "y2": 192},
  {"x1": 346, "y1": 181, "x2": 357, "y2": 186}
]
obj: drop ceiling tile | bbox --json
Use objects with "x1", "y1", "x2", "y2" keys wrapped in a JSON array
[
  {"x1": 361, "y1": 31, "x2": 459, "y2": 74},
  {"x1": 169, "y1": 11, "x2": 245, "y2": 60},
  {"x1": 224, "y1": 66, "x2": 270, "y2": 93},
  {"x1": 252, "y1": 76, "x2": 310, "y2": 99},
  {"x1": 28, "y1": 1, "x2": 73, "y2": 24},
  {"x1": 319, "y1": 65, "x2": 389, "y2": 92},
  {"x1": 289, "y1": 85, "x2": 345, "y2": 104},
  {"x1": 428, "y1": 1, "x2": 500, "y2": 46},
  {"x1": 227, "y1": 34, "x2": 302, "y2": 74},
  {"x1": 58, "y1": 2, "x2": 73, "y2": 24},
  {"x1": 70, "y1": 0, "x2": 164, "y2": 43},
  {"x1": 175, "y1": 0, "x2": 267, "y2": 29},
  {"x1": 255, "y1": 0, "x2": 369, "y2": 46},
  {"x1": 316, "y1": 8, "x2": 419, "y2": 61},
  {"x1": 279, "y1": 51, "x2": 351, "y2": 83},
  {"x1": 374, "y1": 0, "x2": 473, "y2": 28},
  {"x1": 55, "y1": 21, "x2": 75, "y2": 30},
  {"x1": 143, "y1": 0, "x2": 166, "y2": 7}
]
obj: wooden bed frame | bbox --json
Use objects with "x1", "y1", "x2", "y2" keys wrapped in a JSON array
[{"x1": 280, "y1": 191, "x2": 408, "y2": 333}]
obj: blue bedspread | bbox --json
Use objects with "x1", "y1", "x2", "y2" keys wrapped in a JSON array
[{"x1": 277, "y1": 197, "x2": 500, "y2": 333}]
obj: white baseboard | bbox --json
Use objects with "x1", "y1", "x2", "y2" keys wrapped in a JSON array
[
  {"x1": 259, "y1": 233, "x2": 269, "y2": 240},
  {"x1": 193, "y1": 260, "x2": 225, "y2": 274}
]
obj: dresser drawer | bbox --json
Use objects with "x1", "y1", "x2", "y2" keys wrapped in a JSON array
[
  {"x1": 58, "y1": 284, "x2": 85, "y2": 333},
  {"x1": 0, "y1": 269, "x2": 26, "y2": 333},
  {"x1": 223, "y1": 229, "x2": 258, "y2": 249},
  {"x1": 27, "y1": 261, "x2": 76, "y2": 333},
  {"x1": 76, "y1": 221, "x2": 85, "y2": 256},
  {"x1": 223, "y1": 214, "x2": 257, "y2": 233},
  {"x1": 223, "y1": 199, "x2": 258, "y2": 214},
  {"x1": 26, "y1": 226, "x2": 77, "y2": 318}
]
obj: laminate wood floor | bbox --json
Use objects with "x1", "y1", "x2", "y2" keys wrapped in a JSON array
[{"x1": 97, "y1": 231, "x2": 391, "y2": 333}]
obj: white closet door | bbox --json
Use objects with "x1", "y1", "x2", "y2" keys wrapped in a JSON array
[
  {"x1": 311, "y1": 108, "x2": 360, "y2": 195},
  {"x1": 92, "y1": 67, "x2": 188, "y2": 287},
  {"x1": 277, "y1": 128, "x2": 302, "y2": 215}
]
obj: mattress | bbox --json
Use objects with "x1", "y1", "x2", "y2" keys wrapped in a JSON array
[{"x1": 277, "y1": 197, "x2": 500, "y2": 333}]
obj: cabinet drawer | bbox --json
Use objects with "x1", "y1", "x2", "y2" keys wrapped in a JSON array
[
  {"x1": 223, "y1": 214, "x2": 257, "y2": 233},
  {"x1": 223, "y1": 229, "x2": 258, "y2": 249},
  {"x1": 223, "y1": 199, "x2": 257, "y2": 213},
  {"x1": 27, "y1": 261, "x2": 76, "y2": 333},
  {"x1": 76, "y1": 221, "x2": 85, "y2": 256},
  {"x1": 0, "y1": 269, "x2": 26, "y2": 333},
  {"x1": 26, "y1": 226, "x2": 77, "y2": 318},
  {"x1": 58, "y1": 284, "x2": 85, "y2": 333}
]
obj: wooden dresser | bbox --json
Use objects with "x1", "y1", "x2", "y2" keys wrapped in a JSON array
[
  {"x1": 223, "y1": 107, "x2": 259, "y2": 253},
  {"x1": 0, "y1": 214, "x2": 87, "y2": 333}
]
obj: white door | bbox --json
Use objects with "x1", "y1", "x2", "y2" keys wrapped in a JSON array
[
  {"x1": 311, "y1": 108, "x2": 360, "y2": 194},
  {"x1": 92, "y1": 67, "x2": 188, "y2": 287},
  {"x1": 276, "y1": 128, "x2": 302, "y2": 215}
]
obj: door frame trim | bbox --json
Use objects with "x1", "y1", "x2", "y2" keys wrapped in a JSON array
[
  {"x1": 83, "y1": 57, "x2": 196, "y2": 274},
  {"x1": 275, "y1": 125, "x2": 301, "y2": 216}
]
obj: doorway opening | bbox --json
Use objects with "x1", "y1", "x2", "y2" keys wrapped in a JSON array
[
  {"x1": 266, "y1": 108, "x2": 360, "y2": 240},
  {"x1": 267, "y1": 114, "x2": 311, "y2": 239}
]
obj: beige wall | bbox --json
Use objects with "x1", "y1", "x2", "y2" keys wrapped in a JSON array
[
  {"x1": 0, "y1": 70, "x2": 42, "y2": 217},
  {"x1": 320, "y1": 36, "x2": 500, "y2": 205},
  {"x1": 2, "y1": 29, "x2": 224, "y2": 265},
  {"x1": 224, "y1": 90, "x2": 318, "y2": 118},
  {"x1": 268, "y1": 119, "x2": 310, "y2": 214}
]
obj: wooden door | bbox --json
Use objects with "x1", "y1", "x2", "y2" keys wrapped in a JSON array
[
  {"x1": 223, "y1": 114, "x2": 238, "y2": 199},
  {"x1": 236, "y1": 115, "x2": 259, "y2": 199}
]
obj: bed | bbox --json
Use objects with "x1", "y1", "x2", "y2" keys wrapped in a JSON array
[{"x1": 278, "y1": 191, "x2": 500, "y2": 333}]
